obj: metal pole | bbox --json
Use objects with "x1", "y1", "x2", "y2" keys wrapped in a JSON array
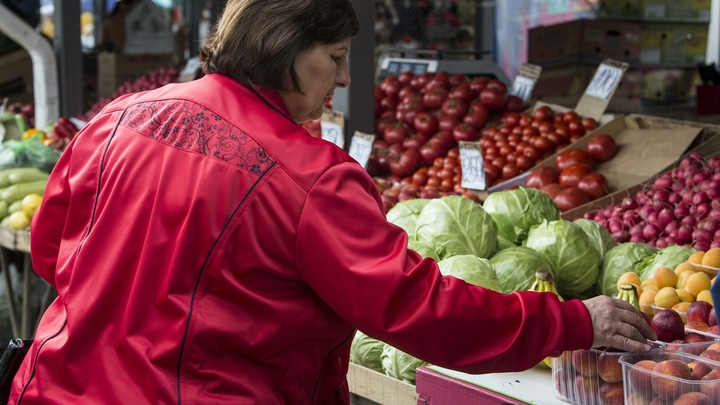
[
  {"x1": 94, "y1": 0, "x2": 107, "y2": 49},
  {"x1": 0, "y1": 248, "x2": 19, "y2": 338},
  {"x1": 475, "y1": 0, "x2": 495, "y2": 61},
  {"x1": 54, "y1": 0, "x2": 84, "y2": 117},
  {"x1": 333, "y1": 0, "x2": 375, "y2": 149},
  {"x1": 186, "y1": 0, "x2": 201, "y2": 58}
]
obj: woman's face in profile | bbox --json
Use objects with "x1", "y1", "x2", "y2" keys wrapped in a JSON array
[{"x1": 281, "y1": 38, "x2": 352, "y2": 123}]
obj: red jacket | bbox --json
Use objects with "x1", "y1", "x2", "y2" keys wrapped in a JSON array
[{"x1": 11, "y1": 74, "x2": 593, "y2": 404}]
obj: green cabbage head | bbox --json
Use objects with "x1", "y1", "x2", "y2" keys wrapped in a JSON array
[
  {"x1": 416, "y1": 195, "x2": 497, "y2": 259},
  {"x1": 386, "y1": 199, "x2": 431, "y2": 240},
  {"x1": 636, "y1": 244, "x2": 697, "y2": 281},
  {"x1": 483, "y1": 187, "x2": 560, "y2": 244},
  {"x1": 381, "y1": 344, "x2": 428, "y2": 384},
  {"x1": 490, "y1": 246, "x2": 551, "y2": 293},
  {"x1": 525, "y1": 220, "x2": 601, "y2": 299},
  {"x1": 573, "y1": 219, "x2": 617, "y2": 260},
  {"x1": 407, "y1": 239, "x2": 440, "y2": 261},
  {"x1": 496, "y1": 236, "x2": 516, "y2": 251},
  {"x1": 598, "y1": 242, "x2": 657, "y2": 297},
  {"x1": 350, "y1": 331, "x2": 385, "y2": 373},
  {"x1": 437, "y1": 255, "x2": 502, "y2": 291}
]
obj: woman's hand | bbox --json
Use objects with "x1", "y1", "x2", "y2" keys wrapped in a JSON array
[{"x1": 583, "y1": 295, "x2": 657, "y2": 352}]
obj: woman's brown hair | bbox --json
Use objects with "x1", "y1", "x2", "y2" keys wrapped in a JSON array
[{"x1": 200, "y1": 0, "x2": 360, "y2": 94}]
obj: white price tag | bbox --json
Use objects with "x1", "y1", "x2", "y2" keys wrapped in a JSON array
[
  {"x1": 459, "y1": 142, "x2": 486, "y2": 191},
  {"x1": 180, "y1": 57, "x2": 201, "y2": 77},
  {"x1": 585, "y1": 64, "x2": 624, "y2": 100},
  {"x1": 510, "y1": 76, "x2": 535, "y2": 103},
  {"x1": 348, "y1": 132, "x2": 375, "y2": 168},
  {"x1": 321, "y1": 121, "x2": 344, "y2": 148}
]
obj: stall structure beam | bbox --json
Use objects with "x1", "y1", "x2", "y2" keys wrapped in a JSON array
[
  {"x1": 186, "y1": 0, "x2": 201, "y2": 58},
  {"x1": 475, "y1": 0, "x2": 495, "y2": 61},
  {"x1": 93, "y1": 0, "x2": 107, "y2": 49},
  {"x1": 54, "y1": 0, "x2": 84, "y2": 117},
  {"x1": 332, "y1": 0, "x2": 375, "y2": 149}
]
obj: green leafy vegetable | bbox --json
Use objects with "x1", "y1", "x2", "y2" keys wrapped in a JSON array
[
  {"x1": 599, "y1": 242, "x2": 657, "y2": 297},
  {"x1": 573, "y1": 219, "x2": 617, "y2": 260},
  {"x1": 496, "y1": 236, "x2": 516, "y2": 251},
  {"x1": 483, "y1": 187, "x2": 560, "y2": 244},
  {"x1": 416, "y1": 195, "x2": 497, "y2": 259},
  {"x1": 636, "y1": 244, "x2": 697, "y2": 282},
  {"x1": 490, "y1": 246, "x2": 551, "y2": 293},
  {"x1": 386, "y1": 199, "x2": 431, "y2": 240},
  {"x1": 407, "y1": 239, "x2": 440, "y2": 261},
  {"x1": 350, "y1": 331, "x2": 385, "y2": 373},
  {"x1": 381, "y1": 344, "x2": 428, "y2": 384},
  {"x1": 437, "y1": 255, "x2": 502, "y2": 292},
  {"x1": 525, "y1": 220, "x2": 601, "y2": 299}
]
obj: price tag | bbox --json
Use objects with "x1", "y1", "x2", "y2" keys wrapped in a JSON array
[
  {"x1": 510, "y1": 64, "x2": 542, "y2": 103},
  {"x1": 321, "y1": 109, "x2": 345, "y2": 149},
  {"x1": 575, "y1": 59, "x2": 628, "y2": 121},
  {"x1": 459, "y1": 141, "x2": 486, "y2": 191},
  {"x1": 348, "y1": 132, "x2": 375, "y2": 168},
  {"x1": 585, "y1": 64, "x2": 624, "y2": 100},
  {"x1": 181, "y1": 57, "x2": 201, "y2": 77}
]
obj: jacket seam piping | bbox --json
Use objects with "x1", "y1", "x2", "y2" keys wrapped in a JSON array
[
  {"x1": 176, "y1": 160, "x2": 277, "y2": 405},
  {"x1": 16, "y1": 318, "x2": 68, "y2": 403},
  {"x1": 310, "y1": 327, "x2": 355, "y2": 404}
]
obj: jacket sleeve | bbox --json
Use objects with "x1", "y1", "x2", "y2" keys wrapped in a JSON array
[
  {"x1": 295, "y1": 162, "x2": 594, "y2": 374},
  {"x1": 29, "y1": 140, "x2": 74, "y2": 287}
]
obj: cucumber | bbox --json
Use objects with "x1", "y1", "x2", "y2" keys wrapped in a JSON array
[
  {"x1": 8, "y1": 200, "x2": 22, "y2": 214},
  {"x1": 0, "y1": 200, "x2": 8, "y2": 219},
  {"x1": 8, "y1": 169, "x2": 49, "y2": 184},
  {"x1": 0, "y1": 216, "x2": 10, "y2": 228},
  {"x1": 0, "y1": 168, "x2": 49, "y2": 188},
  {"x1": 0, "y1": 180, "x2": 47, "y2": 204}
]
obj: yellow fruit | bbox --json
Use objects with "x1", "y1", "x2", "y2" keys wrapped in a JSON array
[
  {"x1": 673, "y1": 302, "x2": 692, "y2": 313},
  {"x1": 654, "y1": 287, "x2": 680, "y2": 309},
  {"x1": 675, "y1": 262, "x2": 697, "y2": 276},
  {"x1": 617, "y1": 272, "x2": 642, "y2": 292},
  {"x1": 686, "y1": 272, "x2": 712, "y2": 297},
  {"x1": 640, "y1": 291, "x2": 657, "y2": 318},
  {"x1": 689, "y1": 251, "x2": 706, "y2": 265},
  {"x1": 702, "y1": 248, "x2": 720, "y2": 268},
  {"x1": 676, "y1": 289, "x2": 695, "y2": 303},
  {"x1": 654, "y1": 266, "x2": 678, "y2": 289},
  {"x1": 7, "y1": 211, "x2": 29, "y2": 230},
  {"x1": 676, "y1": 270, "x2": 696, "y2": 289},
  {"x1": 641, "y1": 278, "x2": 658, "y2": 289},
  {"x1": 21, "y1": 193, "x2": 42, "y2": 219},
  {"x1": 697, "y1": 290, "x2": 714, "y2": 305},
  {"x1": 642, "y1": 284, "x2": 659, "y2": 294}
]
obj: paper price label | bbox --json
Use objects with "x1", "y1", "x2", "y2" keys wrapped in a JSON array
[
  {"x1": 585, "y1": 64, "x2": 624, "y2": 100},
  {"x1": 510, "y1": 76, "x2": 535, "y2": 103},
  {"x1": 348, "y1": 132, "x2": 375, "y2": 168},
  {"x1": 459, "y1": 142, "x2": 486, "y2": 191},
  {"x1": 180, "y1": 57, "x2": 201, "y2": 77},
  {"x1": 321, "y1": 109, "x2": 345, "y2": 149}
]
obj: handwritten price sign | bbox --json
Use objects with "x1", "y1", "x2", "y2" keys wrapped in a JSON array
[
  {"x1": 585, "y1": 64, "x2": 624, "y2": 100},
  {"x1": 459, "y1": 141, "x2": 486, "y2": 190},
  {"x1": 321, "y1": 109, "x2": 345, "y2": 149},
  {"x1": 348, "y1": 132, "x2": 375, "y2": 168}
]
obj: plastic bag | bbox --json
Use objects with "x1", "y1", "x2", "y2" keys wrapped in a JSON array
[{"x1": 0, "y1": 136, "x2": 60, "y2": 173}]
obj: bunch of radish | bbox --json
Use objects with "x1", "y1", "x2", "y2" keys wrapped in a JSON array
[{"x1": 583, "y1": 152, "x2": 720, "y2": 249}]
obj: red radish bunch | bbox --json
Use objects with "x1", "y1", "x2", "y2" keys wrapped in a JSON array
[{"x1": 582, "y1": 152, "x2": 720, "y2": 249}]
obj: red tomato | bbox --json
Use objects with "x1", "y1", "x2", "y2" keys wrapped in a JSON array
[
  {"x1": 581, "y1": 117, "x2": 598, "y2": 130},
  {"x1": 390, "y1": 148, "x2": 421, "y2": 178},
  {"x1": 492, "y1": 156, "x2": 507, "y2": 169},
  {"x1": 506, "y1": 152, "x2": 518, "y2": 164},
  {"x1": 375, "y1": 115, "x2": 397, "y2": 137},
  {"x1": 567, "y1": 120, "x2": 585, "y2": 136},
  {"x1": 545, "y1": 132, "x2": 563, "y2": 147},
  {"x1": 503, "y1": 112, "x2": 521, "y2": 127},
  {"x1": 398, "y1": 71, "x2": 414, "y2": 85},
  {"x1": 449, "y1": 73, "x2": 468, "y2": 87},
  {"x1": 563, "y1": 111, "x2": 580, "y2": 124},
  {"x1": 540, "y1": 183, "x2": 564, "y2": 199},
  {"x1": 380, "y1": 96, "x2": 398, "y2": 112},
  {"x1": 423, "y1": 88, "x2": 449, "y2": 109},
  {"x1": 526, "y1": 166, "x2": 560, "y2": 189},
  {"x1": 516, "y1": 155, "x2": 533, "y2": 171},
  {"x1": 383, "y1": 122, "x2": 409, "y2": 145},
  {"x1": 533, "y1": 136, "x2": 552, "y2": 153},
  {"x1": 441, "y1": 98, "x2": 469, "y2": 119},
  {"x1": 402, "y1": 133, "x2": 429, "y2": 150},
  {"x1": 577, "y1": 172, "x2": 608, "y2": 200},
  {"x1": 502, "y1": 163, "x2": 520, "y2": 179},
  {"x1": 463, "y1": 109, "x2": 489, "y2": 129},
  {"x1": 420, "y1": 142, "x2": 447, "y2": 166},
  {"x1": 468, "y1": 77, "x2": 490, "y2": 96},
  {"x1": 538, "y1": 122, "x2": 555, "y2": 134},
  {"x1": 479, "y1": 88, "x2": 508, "y2": 111},
  {"x1": 452, "y1": 123, "x2": 478, "y2": 142},
  {"x1": 559, "y1": 164, "x2": 594, "y2": 188},
  {"x1": 449, "y1": 82, "x2": 474, "y2": 103},
  {"x1": 438, "y1": 115, "x2": 461, "y2": 132},
  {"x1": 486, "y1": 79, "x2": 508, "y2": 93},
  {"x1": 429, "y1": 131, "x2": 455, "y2": 149},
  {"x1": 381, "y1": 75, "x2": 401, "y2": 98},
  {"x1": 398, "y1": 85, "x2": 417, "y2": 102},
  {"x1": 553, "y1": 187, "x2": 590, "y2": 211},
  {"x1": 533, "y1": 106, "x2": 553, "y2": 122},
  {"x1": 522, "y1": 145, "x2": 541, "y2": 161},
  {"x1": 586, "y1": 134, "x2": 617, "y2": 163},
  {"x1": 413, "y1": 112, "x2": 439, "y2": 136},
  {"x1": 555, "y1": 148, "x2": 592, "y2": 171},
  {"x1": 505, "y1": 95, "x2": 525, "y2": 112}
]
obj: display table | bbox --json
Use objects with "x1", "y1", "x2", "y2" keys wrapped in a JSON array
[{"x1": 416, "y1": 365, "x2": 565, "y2": 405}]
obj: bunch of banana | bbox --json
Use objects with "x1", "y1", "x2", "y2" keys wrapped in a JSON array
[
  {"x1": 616, "y1": 283, "x2": 640, "y2": 310},
  {"x1": 529, "y1": 270, "x2": 563, "y2": 368}
]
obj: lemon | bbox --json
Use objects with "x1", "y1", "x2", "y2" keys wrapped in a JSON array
[
  {"x1": 8, "y1": 211, "x2": 30, "y2": 230},
  {"x1": 21, "y1": 194, "x2": 42, "y2": 219}
]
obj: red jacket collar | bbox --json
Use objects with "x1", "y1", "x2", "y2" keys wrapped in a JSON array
[{"x1": 205, "y1": 73, "x2": 296, "y2": 123}]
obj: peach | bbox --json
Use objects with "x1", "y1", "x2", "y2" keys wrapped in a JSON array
[
  {"x1": 573, "y1": 375, "x2": 600, "y2": 404},
  {"x1": 553, "y1": 367, "x2": 575, "y2": 400},
  {"x1": 684, "y1": 321, "x2": 710, "y2": 332},
  {"x1": 686, "y1": 301, "x2": 713, "y2": 324},
  {"x1": 598, "y1": 348, "x2": 624, "y2": 384},
  {"x1": 672, "y1": 391, "x2": 714, "y2": 405},
  {"x1": 627, "y1": 392, "x2": 654, "y2": 404},
  {"x1": 652, "y1": 359, "x2": 692, "y2": 400},
  {"x1": 700, "y1": 367, "x2": 720, "y2": 401},
  {"x1": 705, "y1": 342, "x2": 720, "y2": 352},
  {"x1": 630, "y1": 359, "x2": 658, "y2": 398},
  {"x1": 688, "y1": 360, "x2": 713, "y2": 380},
  {"x1": 709, "y1": 307, "x2": 717, "y2": 327},
  {"x1": 598, "y1": 382, "x2": 624, "y2": 405},
  {"x1": 699, "y1": 350, "x2": 720, "y2": 363},
  {"x1": 651, "y1": 309, "x2": 686, "y2": 342},
  {"x1": 706, "y1": 325, "x2": 720, "y2": 336},
  {"x1": 571, "y1": 349, "x2": 599, "y2": 377}
]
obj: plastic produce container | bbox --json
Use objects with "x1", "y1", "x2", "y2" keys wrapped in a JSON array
[{"x1": 620, "y1": 349, "x2": 720, "y2": 404}]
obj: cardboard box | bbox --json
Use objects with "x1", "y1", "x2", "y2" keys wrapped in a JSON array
[
  {"x1": 532, "y1": 63, "x2": 642, "y2": 114},
  {"x1": 0, "y1": 49, "x2": 33, "y2": 100},
  {"x1": 599, "y1": 0, "x2": 642, "y2": 19},
  {"x1": 641, "y1": 65, "x2": 699, "y2": 101},
  {"x1": 640, "y1": 22, "x2": 708, "y2": 65},
  {"x1": 642, "y1": 0, "x2": 711, "y2": 20},
  {"x1": 528, "y1": 19, "x2": 641, "y2": 66},
  {"x1": 347, "y1": 363, "x2": 418, "y2": 405},
  {"x1": 560, "y1": 115, "x2": 720, "y2": 220},
  {"x1": 97, "y1": 52, "x2": 173, "y2": 98}
]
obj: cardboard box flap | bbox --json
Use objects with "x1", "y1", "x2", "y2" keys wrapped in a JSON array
[{"x1": 596, "y1": 127, "x2": 701, "y2": 192}]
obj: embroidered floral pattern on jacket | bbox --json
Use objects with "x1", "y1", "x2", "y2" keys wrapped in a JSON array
[{"x1": 119, "y1": 99, "x2": 275, "y2": 175}]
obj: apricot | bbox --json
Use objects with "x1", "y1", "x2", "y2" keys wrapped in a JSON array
[
  {"x1": 701, "y1": 247, "x2": 720, "y2": 272},
  {"x1": 675, "y1": 262, "x2": 697, "y2": 276},
  {"x1": 654, "y1": 286, "x2": 680, "y2": 309},
  {"x1": 673, "y1": 301, "x2": 691, "y2": 313},
  {"x1": 643, "y1": 284, "x2": 659, "y2": 294},
  {"x1": 676, "y1": 288, "x2": 695, "y2": 303},
  {"x1": 676, "y1": 270, "x2": 696, "y2": 289},
  {"x1": 654, "y1": 266, "x2": 677, "y2": 289},
  {"x1": 617, "y1": 271, "x2": 642, "y2": 292},
  {"x1": 696, "y1": 290, "x2": 714, "y2": 305},
  {"x1": 641, "y1": 278, "x2": 657, "y2": 289},
  {"x1": 686, "y1": 272, "x2": 712, "y2": 297},
  {"x1": 689, "y1": 251, "x2": 706, "y2": 266}
]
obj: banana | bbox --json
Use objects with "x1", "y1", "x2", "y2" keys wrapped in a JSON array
[
  {"x1": 529, "y1": 271, "x2": 564, "y2": 368},
  {"x1": 617, "y1": 283, "x2": 640, "y2": 310}
]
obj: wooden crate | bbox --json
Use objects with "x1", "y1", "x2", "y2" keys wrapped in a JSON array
[
  {"x1": 15, "y1": 229, "x2": 30, "y2": 253},
  {"x1": 348, "y1": 363, "x2": 418, "y2": 405}
]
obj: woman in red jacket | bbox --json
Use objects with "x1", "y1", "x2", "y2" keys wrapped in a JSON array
[{"x1": 11, "y1": 0, "x2": 655, "y2": 404}]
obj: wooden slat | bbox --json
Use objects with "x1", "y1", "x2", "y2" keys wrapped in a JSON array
[
  {"x1": 15, "y1": 230, "x2": 30, "y2": 253},
  {"x1": 347, "y1": 363, "x2": 418, "y2": 405}
]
